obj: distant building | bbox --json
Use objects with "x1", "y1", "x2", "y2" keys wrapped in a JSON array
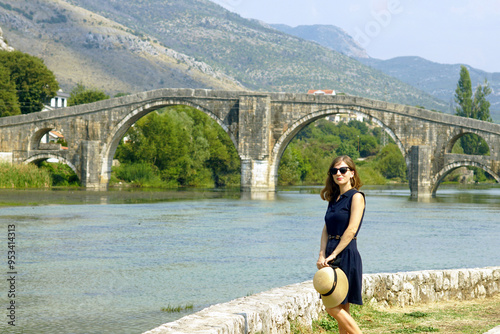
[
  {"x1": 307, "y1": 89, "x2": 336, "y2": 95},
  {"x1": 43, "y1": 89, "x2": 70, "y2": 111},
  {"x1": 307, "y1": 90, "x2": 363, "y2": 123},
  {"x1": 328, "y1": 113, "x2": 364, "y2": 123},
  {"x1": 42, "y1": 130, "x2": 64, "y2": 144}
]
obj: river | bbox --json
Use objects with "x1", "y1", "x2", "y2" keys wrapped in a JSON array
[{"x1": 0, "y1": 185, "x2": 498, "y2": 334}]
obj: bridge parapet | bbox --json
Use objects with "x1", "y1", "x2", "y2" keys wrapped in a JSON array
[
  {"x1": 443, "y1": 153, "x2": 494, "y2": 169},
  {"x1": 38, "y1": 143, "x2": 64, "y2": 151}
]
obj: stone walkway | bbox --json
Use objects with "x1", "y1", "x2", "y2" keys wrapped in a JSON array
[{"x1": 485, "y1": 325, "x2": 500, "y2": 333}]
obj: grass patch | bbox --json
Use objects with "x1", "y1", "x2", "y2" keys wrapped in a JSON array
[
  {"x1": 161, "y1": 304, "x2": 194, "y2": 313},
  {"x1": 111, "y1": 162, "x2": 168, "y2": 188},
  {"x1": 0, "y1": 163, "x2": 51, "y2": 188},
  {"x1": 405, "y1": 311, "x2": 428, "y2": 318},
  {"x1": 291, "y1": 294, "x2": 500, "y2": 334},
  {"x1": 392, "y1": 326, "x2": 438, "y2": 333}
]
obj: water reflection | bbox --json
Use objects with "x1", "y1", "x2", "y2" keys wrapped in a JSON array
[
  {"x1": 1, "y1": 184, "x2": 498, "y2": 206},
  {"x1": 0, "y1": 187, "x2": 242, "y2": 206}
]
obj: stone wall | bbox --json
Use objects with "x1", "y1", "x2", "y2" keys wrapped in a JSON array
[
  {"x1": 144, "y1": 266, "x2": 500, "y2": 334},
  {"x1": 363, "y1": 267, "x2": 500, "y2": 308}
]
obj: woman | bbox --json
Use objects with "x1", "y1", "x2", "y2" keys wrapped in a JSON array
[{"x1": 317, "y1": 155, "x2": 365, "y2": 334}]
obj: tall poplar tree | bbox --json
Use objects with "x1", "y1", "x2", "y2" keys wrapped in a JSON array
[
  {"x1": 473, "y1": 80, "x2": 492, "y2": 122},
  {"x1": 455, "y1": 65, "x2": 473, "y2": 118},
  {"x1": 454, "y1": 65, "x2": 492, "y2": 155}
]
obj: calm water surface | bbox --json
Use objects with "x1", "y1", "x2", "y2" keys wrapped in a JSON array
[{"x1": 0, "y1": 186, "x2": 498, "y2": 334}]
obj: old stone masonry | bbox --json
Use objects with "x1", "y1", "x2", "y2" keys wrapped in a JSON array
[
  {"x1": 0, "y1": 89, "x2": 499, "y2": 197},
  {"x1": 144, "y1": 266, "x2": 500, "y2": 334}
]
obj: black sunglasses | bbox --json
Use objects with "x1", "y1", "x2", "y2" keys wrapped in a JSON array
[{"x1": 328, "y1": 167, "x2": 351, "y2": 175}]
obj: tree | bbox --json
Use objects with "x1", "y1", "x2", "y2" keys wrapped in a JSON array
[
  {"x1": 454, "y1": 65, "x2": 473, "y2": 118},
  {"x1": 0, "y1": 50, "x2": 59, "y2": 114},
  {"x1": 454, "y1": 65, "x2": 492, "y2": 155},
  {"x1": 0, "y1": 63, "x2": 20, "y2": 117},
  {"x1": 115, "y1": 105, "x2": 241, "y2": 187},
  {"x1": 376, "y1": 144, "x2": 406, "y2": 179},
  {"x1": 359, "y1": 135, "x2": 378, "y2": 157},
  {"x1": 68, "y1": 83, "x2": 109, "y2": 106},
  {"x1": 473, "y1": 80, "x2": 492, "y2": 122},
  {"x1": 336, "y1": 142, "x2": 359, "y2": 160}
]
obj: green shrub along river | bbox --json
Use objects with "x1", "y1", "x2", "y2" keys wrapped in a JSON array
[{"x1": 1, "y1": 105, "x2": 495, "y2": 189}]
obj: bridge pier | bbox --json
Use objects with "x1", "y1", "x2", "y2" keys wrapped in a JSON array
[
  {"x1": 240, "y1": 158, "x2": 275, "y2": 193},
  {"x1": 79, "y1": 141, "x2": 103, "y2": 190},
  {"x1": 408, "y1": 145, "x2": 433, "y2": 198},
  {"x1": 238, "y1": 94, "x2": 276, "y2": 194}
]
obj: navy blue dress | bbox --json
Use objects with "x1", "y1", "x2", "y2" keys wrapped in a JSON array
[{"x1": 324, "y1": 188, "x2": 365, "y2": 305}]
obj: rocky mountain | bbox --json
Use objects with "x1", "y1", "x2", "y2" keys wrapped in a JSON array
[
  {"x1": 269, "y1": 23, "x2": 499, "y2": 122},
  {"x1": 358, "y1": 56, "x2": 500, "y2": 121},
  {"x1": 0, "y1": 0, "x2": 243, "y2": 95},
  {"x1": 270, "y1": 24, "x2": 369, "y2": 59},
  {"x1": 0, "y1": 0, "x2": 446, "y2": 111},
  {"x1": 0, "y1": 26, "x2": 13, "y2": 51}
]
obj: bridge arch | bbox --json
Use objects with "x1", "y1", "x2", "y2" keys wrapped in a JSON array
[
  {"x1": 445, "y1": 130, "x2": 491, "y2": 155},
  {"x1": 432, "y1": 161, "x2": 500, "y2": 195},
  {"x1": 269, "y1": 108, "x2": 406, "y2": 180},
  {"x1": 23, "y1": 153, "x2": 79, "y2": 177},
  {"x1": 100, "y1": 99, "x2": 237, "y2": 185},
  {"x1": 1, "y1": 89, "x2": 499, "y2": 196},
  {"x1": 30, "y1": 127, "x2": 56, "y2": 150}
]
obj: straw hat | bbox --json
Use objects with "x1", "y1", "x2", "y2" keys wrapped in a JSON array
[{"x1": 313, "y1": 266, "x2": 349, "y2": 308}]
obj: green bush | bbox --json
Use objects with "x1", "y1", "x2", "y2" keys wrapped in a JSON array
[
  {"x1": 38, "y1": 161, "x2": 80, "y2": 186},
  {"x1": 0, "y1": 163, "x2": 51, "y2": 188},
  {"x1": 357, "y1": 164, "x2": 387, "y2": 185},
  {"x1": 375, "y1": 144, "x2": 407, "y2": 180},
  {"x1": 113, "y1": 162, "x2": 166, "y2": 187}
]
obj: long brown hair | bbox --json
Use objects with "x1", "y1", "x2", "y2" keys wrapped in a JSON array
[{"x1": 320, "y1": 155, "x2": 363, "y2": 202}]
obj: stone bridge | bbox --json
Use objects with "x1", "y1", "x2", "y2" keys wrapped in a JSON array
[{"x1": 0, "y1": 88, "x2": 499, "y2": 197}]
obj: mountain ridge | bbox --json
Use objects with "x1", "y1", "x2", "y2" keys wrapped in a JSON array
[
  {"x1": 357, "y1": 56, "x2": 500, "y2": 121},
  {"x1": 0, "y1": 0, "x2": 244, "y2": 94},
  {"x1": 64, "y1": 0, "x2": 447, "y2": 110},
  {"x1": 271, "y1": 23, "x2": 499, "y2": 121},
  {"x1": 270, "y1": 23, "x2": 369, "y2": 59},
  {"x1": 1, "y1": 0, "x2": 446, "y2": 112}
]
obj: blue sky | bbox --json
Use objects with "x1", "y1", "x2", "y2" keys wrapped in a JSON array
[{"x1": 209, "y1": 0, "x2": 500, "y2": 73}]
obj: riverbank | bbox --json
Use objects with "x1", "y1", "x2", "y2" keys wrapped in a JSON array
[
  {"x1": 0, "y1": 163, "x2": 50, "y2": 188},
  {"x1": 301, "y1": 293, "x2": 500, "y2": 334},
  {"x1": 144, "y1": 267, "x2": 500, "y2": 334}
]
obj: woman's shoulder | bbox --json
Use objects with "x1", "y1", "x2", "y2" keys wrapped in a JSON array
[
  {"x1": 348, "y1": 188, "x2": 364, "y2": 198},
  {"x1": 351, "y1": 191, "x2": 366, "y2": 207}
]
